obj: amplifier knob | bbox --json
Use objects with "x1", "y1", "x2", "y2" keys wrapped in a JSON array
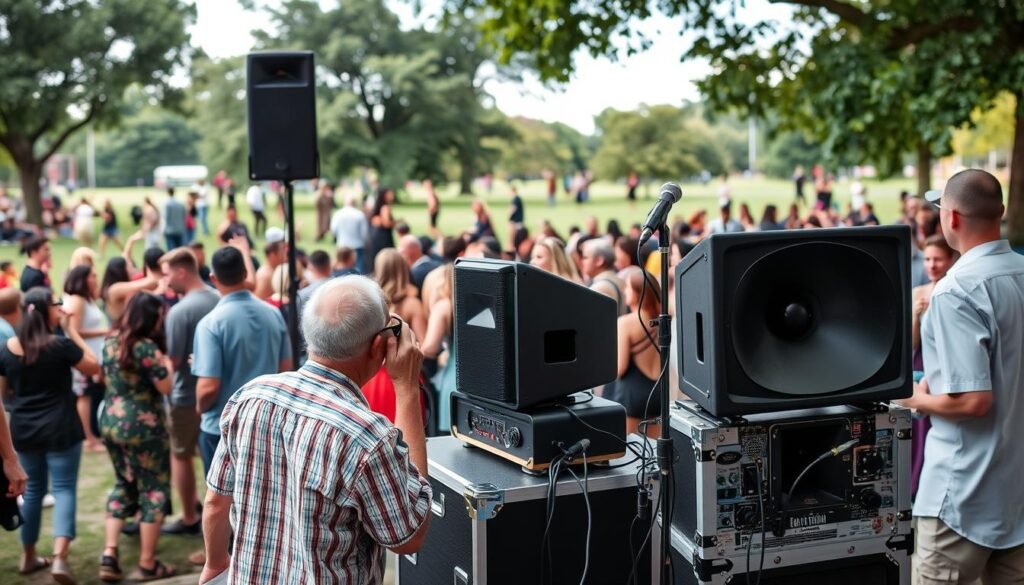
[
  {"x1": 860, "y1": 489, "x2": 882, "y2": 510},
  {"x1": 735, "y1": 506, "x2": 758, "y2": 528},
  {"x1": 504, "y1": 427, "x2": 522, "y2": 448},
  {"x1": 859, "y1": 452, "x2": 883, "y2": 475}
]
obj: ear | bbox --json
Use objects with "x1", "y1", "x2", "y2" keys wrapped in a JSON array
[
  {"x1": 369, "y1": 333, "x2": 387, "y2": 365},
  {"x1": 950, "y1": 209, "x2": 962, "y2": 230}
]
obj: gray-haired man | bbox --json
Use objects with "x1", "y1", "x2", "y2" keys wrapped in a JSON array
[{"x1": 201, "y1": 276, "x2": 431, "y2": 584}]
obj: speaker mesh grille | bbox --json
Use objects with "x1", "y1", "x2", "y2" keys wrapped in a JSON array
[{"x1": 455, "y1": 268, "x2": 516, "y2": 403}]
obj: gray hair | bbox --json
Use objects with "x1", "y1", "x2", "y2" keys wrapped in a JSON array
[
  {"x1": 302, "y1": 275, "x2": 389, "y2": 360},
  {"x1": 583, "y1": 238, "x2": 615, "y2": 269}
]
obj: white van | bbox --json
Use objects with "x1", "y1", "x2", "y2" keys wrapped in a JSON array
[{"x1": 154, "y1": 165, "x2": 208, "y2": 188}]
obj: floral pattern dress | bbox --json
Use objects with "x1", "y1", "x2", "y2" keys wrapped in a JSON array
[{"x1": 99, "y1": 336, "x2": 171, "y2": 523}]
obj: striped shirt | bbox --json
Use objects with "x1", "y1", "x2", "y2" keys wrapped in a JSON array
[{"x1": 207, "y1": 361, "x2": 432, "y2": 584}]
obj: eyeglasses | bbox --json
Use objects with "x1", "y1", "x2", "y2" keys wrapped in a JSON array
[{"x1": 377, "y1": 314, "x2": 403, "y2": 339}]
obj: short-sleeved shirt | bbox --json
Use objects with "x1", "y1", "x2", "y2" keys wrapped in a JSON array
[
  {"x1": 330, "y1": 207, "x2": 369, "y2": 250},
  {"x1": 20, "y1": 266, "x2": 49, "y2": 292},
  {"x1": 207, "y1": 361, "x2": 431, "y2": 584},
  {"x1": 165, "y1": 287, "x2": 220, "y2": 407},
  {"x1": 192, "y1": 290, "x2": 290, "y2": 435},
  {"x1": 916, "y1": 239, "x2": 1024, "y2": 549},
  {"x1": 0, "y1": 337, "x2": 84, "y2": 452}
]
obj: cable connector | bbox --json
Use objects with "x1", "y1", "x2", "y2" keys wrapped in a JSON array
[{"x1": 637, "y1": 486, "x2": 652, "y2": 520}]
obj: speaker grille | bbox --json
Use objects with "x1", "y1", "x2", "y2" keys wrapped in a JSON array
[{"x1": 455, "y1": 266, "x2": 516, "y2": 403}]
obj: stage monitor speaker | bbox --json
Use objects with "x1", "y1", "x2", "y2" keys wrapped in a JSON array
[
  {"x1": 675, "y1": 226, "x2": 913, "y2": 416},
  {"x1": 247, "y1": 51, "x2": 319, "y2": 181},
  {"x1": 454, "y1": 258, "x2": 617, "y2": 410}
]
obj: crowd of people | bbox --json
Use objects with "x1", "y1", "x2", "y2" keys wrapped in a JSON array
[{"x1": 0, "y1": 167, "x2": 1021, "y2": 585}]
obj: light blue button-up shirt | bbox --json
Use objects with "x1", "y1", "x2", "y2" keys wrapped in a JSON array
[
  {"x1": 192, "y1": 290, "x2": 291, "y2": 436},
  {"x1": 917, "y1": 239, "x2": 1024, "y2": 549}
]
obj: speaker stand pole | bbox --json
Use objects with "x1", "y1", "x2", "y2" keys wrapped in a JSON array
[
  {"x1": 285, "y1": 180, "x2": 300, "y2": 369},
  {"x1": 656, "y1": 223, "x2": 673, "y2": 584}
]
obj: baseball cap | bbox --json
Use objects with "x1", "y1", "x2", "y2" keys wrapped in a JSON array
[
  {"x1": 265, "y1": 227, "x2": 286, "y2": 244},
  {"x1": 924, "y1": 189, "x2": 943, "y2": 208}
]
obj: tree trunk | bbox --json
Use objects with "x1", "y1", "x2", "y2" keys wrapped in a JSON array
[
  {"x1": 19, "y1": 163, "x2": 43, "y2": 226},
  {"x1": 916, "y1": 143, "x2": 932, "y2": 198},
  {"x1": 1007, "y1": 90, "x2": 1024, "y2": 248},
  {"x1": 459, "y1": 156, "x2": 474, "y2": 196}
]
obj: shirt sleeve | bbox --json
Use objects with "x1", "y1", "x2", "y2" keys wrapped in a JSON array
[
  {"x1": 165, "y1": 306, "x2": 188, "y2": 362},
  {"x1": 206, "y1": 404, "x2": 236, "y2": 495},
  {"x1": 350, "y1": 429, "x2": 432, "y2": 548},
  {"x1": 926, "y1": 291, "x2": 993, "y2": 394},
  {"x1": 134, "y1": 339, "x2": 169, "y2": 385},
  {"x1": 60, "y1": 337, "x2": 85, "y2": 367},
  {"x1": 191, "y1": 319, "x2": 223, "y2": 379}
]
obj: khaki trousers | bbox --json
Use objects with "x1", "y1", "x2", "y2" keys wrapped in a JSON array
[{"x1": 916, "y1": 517, "x2": 1024, "y2": 585}]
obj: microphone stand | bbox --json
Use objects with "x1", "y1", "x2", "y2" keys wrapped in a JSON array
[
  {"x1": 656, "y1": 223, "x2": 674, "y2": 584},
  {"x1": 284, "y1": 180, "x2": 300, "y2": 367}
]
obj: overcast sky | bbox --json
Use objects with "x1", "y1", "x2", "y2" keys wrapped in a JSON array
[{"x1": 190, "y1": 0, "x2": 793, "y2": 134}]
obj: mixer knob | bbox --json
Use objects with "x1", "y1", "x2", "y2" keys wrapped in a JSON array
[
  {"x1": 504, "y1": 426, "x2": 522, "y2": 448},
  {"x1": 860, "y1": 489, "x2": 882, "y2": 510}
]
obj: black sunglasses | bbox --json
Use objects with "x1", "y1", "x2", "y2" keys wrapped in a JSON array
[{"x1": 378, "y1": 315, "x2": 403, "y2": 339}]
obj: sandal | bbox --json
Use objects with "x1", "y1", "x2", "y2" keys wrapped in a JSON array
[
  {"x1": 18, "y1": 556, "x2": 51, "y2": 575},
  {"x1": 138, "y1": 559, "x2": 176, "y2": 582},
  {"x1": 99, "y1": 549, "x2": 123, "y2": 582},
  {"x1": 51, "y1": 556, "x2": 77, "y2": 585}
]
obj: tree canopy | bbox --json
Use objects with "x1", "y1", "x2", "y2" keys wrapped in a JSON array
[
  {"x1": 452, "y1": 0, "x2": 1024, "y2": 242},
  {"x1": 251, "y1": 0, "x2": 512, "y2": 192},
  {"x1": 0, "y1": 0, "x2": 193, "y2": 224}
]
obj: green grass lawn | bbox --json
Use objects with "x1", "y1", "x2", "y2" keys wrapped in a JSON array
[
  {"x1": 0, "y1": 450, "x2": 207, "y2": 585},
  {"x1": 3, "y1": 175, "x2": 917, "y2": 288}
]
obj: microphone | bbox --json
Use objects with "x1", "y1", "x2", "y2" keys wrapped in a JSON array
[{"x1": 639, "y1": 182, "x2": 683, "y2": 246}]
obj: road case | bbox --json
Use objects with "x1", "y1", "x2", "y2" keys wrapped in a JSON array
[{"x1": 396, "y1": 435, "x2": 655, "y2": 585}]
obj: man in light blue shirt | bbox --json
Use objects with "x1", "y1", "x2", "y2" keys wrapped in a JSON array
[
  {"x1": 163, "y1": 187, "x2": 188, "y2": 249},
  {"x1": 193, "y1": 246, "x2": 291, "y2": 474},
  {"x1": 902, "y1": 169, "x2": 1024, "y2": 584}
]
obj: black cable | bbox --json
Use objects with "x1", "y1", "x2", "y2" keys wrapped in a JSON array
[
  {"x1": 556, "y1": 403, "x2": 628, "y2": 446},
  {"x1": 756, "y1": 461, "x2": 766, "y2": 585},
  {"x1": 627, "y1": 514, "x2": 640, "y2": 585},
  {"x1": 566, "y1": 456, "x2": 591, "y2": 585},
  {"x1": 745, "y1": 523, "x2": 755, "y2": 585},
  {"x1": 541, "y1": 456, "x2": 564, "y2": 585},
  {"x1": 786, "y1": 439, "x2": 859, "y2": 503},
  {"x1": 635, "y1": 245, "x2": 658, "y2": 349}
]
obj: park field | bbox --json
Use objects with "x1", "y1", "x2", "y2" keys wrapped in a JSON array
[{"x1": 2, "y1": 175, "x2": 918, "y2": 288}]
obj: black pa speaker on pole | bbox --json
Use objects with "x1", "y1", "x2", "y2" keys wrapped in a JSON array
[
  {"x1": 675, "y1": 226, "x2": 913, "y2": 416},
  {"x1": 247, "y1": 51, "x2": 319, "y2": 181},
  {"x1": 246, "y1": 51, "x2": 319, "y2": 365}
]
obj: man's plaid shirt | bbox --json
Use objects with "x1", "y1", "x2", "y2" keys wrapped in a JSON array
[{"x1": 208, "y1": 361, "x2": 432, "y2": 584}]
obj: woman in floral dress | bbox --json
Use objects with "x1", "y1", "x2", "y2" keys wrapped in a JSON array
[{"x1": 97, "y1": 292, "x2": 176, "y2": 581}]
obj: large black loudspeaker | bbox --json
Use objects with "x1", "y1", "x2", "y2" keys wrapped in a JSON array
[
  {"x1": 676, "y1": 226, "x2": 913, "y2": 416},
  {"x1": 246, "y1": 51, "x2": 319, "y2": 181},
  {"x1": 454, "y1": 258, "x2": 617, "y2": 409}
]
